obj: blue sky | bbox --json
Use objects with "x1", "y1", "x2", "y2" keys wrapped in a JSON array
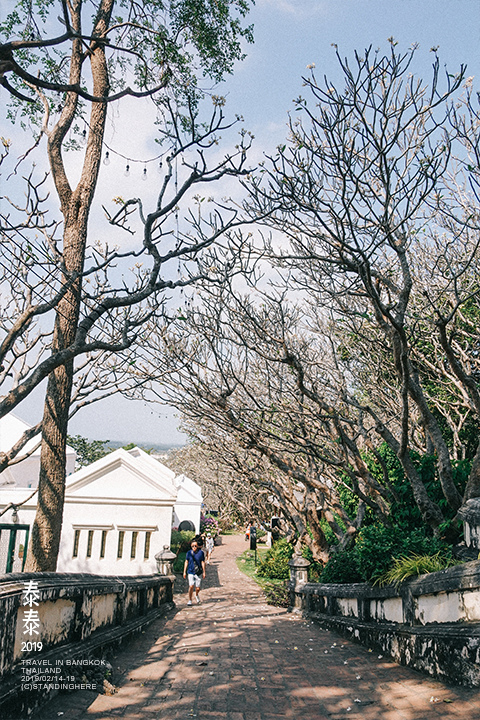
[
  {"x1": 221, "y1": 0, "x2": 479, "y2": 148},
  {"x1": 6, "y1": 0, "x2": 480, "y2": 446}
]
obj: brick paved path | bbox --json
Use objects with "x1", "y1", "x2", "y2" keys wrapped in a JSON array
[{"x1": 36, "y1": 534, "x2": 480, "y2": 720}]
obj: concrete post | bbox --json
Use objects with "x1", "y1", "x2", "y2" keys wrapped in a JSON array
[
  {"x1": 458, "y1": 499, "x2": 480, "y2": 553},
  {"x1": 288, "y1": 555, "x2": 310, "y2": 610},
  {"x1": 155, "y1": 545, "x2": 177, "y2": 578}
]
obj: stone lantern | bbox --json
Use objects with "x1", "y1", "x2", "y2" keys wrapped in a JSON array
[
  {"x1": 288, "y1": 555, "x2": 310, "y2": 610},
  {"x1": 155, "y1": 545, "x2": 177, "y2": 577},
  {"x1": 458, "y1": 499, "x2": 480, "y2": 554}
]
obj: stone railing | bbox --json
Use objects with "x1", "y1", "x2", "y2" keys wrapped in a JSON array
[
  {"x1": 0, "y1": 572, "x2": 174, "y2": 719},
  {"x1": 289, "y1": 557, "x2": 480, "y2": 687}
]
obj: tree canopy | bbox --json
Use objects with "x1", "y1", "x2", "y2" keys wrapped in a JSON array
[
  {"x1": 143, "y1": 43, "x2": 480, "y2": 561},
  {"x1": 0, "y1": 0, "x2": 254, "y2": 570}
]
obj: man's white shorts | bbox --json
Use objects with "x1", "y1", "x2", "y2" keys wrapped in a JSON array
[{"x1": 188, "y1": 573, "x2": 201, "y2": 587}]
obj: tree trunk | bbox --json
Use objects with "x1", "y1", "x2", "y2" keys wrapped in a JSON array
[
  {"x1": 24, "y1": 224, "x2": 87, "y2": 571},
  {"x1": 304, "y1": 503, "x2": 330, "y2": 564},
  {"x1": 392, "y1": 333, "x2": 462, "y2": 513},
  {"x1": 24, "y1": 2, "x2": 112, "y2": 571},
  {"x1": 26, "y1": 361, "x2": 75, "y2": 570}
]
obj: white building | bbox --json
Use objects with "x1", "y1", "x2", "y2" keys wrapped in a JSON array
[
  {"x1": 56, "y1": 447, "x2": 178, "y2": 574},
  {"x1": 0, "y1": 448, "x2": 178, "y2": 575},
  {"x1": 172, "y1": 473, "x2": 203, "y2": 533},
  {"x1": 0, "y1": 413, "x2": 76, "y2": 488},
  {"x1": 0, "y1": 414, "x2": 204, "y2": 575}
]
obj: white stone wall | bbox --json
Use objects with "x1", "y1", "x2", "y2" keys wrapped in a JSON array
[
  {"x1": 370, "y1": 597, "x2": 404, "y2": 623},
  {"x1": 56, "y1": 500, "x2": 173, "y2": 575},
  {"x1": 415, "y1": 589, "x2": 480, "y2": 625},
  {"x1": 172, "y1": 473, "x2": 202, "y2": 532},
  {"x1": 173, "y1": 502, "x2": 201, "y2": 532},
  {"x1": 465, "y1": 521, "x2": 480, "y2": 550},
  {"x1": 336, "y1": 597, "x2": 358, "y2": 617}
]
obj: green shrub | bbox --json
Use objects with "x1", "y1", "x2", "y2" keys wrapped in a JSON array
[
  {"x1": 263, "y1": 581, "x2": 290, "y2": 607},
  {"x1": 365, "y1": 443, "x2": 469, "y2": 533},
  {"x1": 256, "y1": 538, "x2": 294, "y2": 580},
  {"x1": 256, "y1": 528, "x2": 267, "y2": 542},
  {"x1": 170, "y1": 530, "x2": 195, "y2": 554},
  {"x1": 319, "y1": 550, "x2": 363, "y2": 584},
  {"x1": 319, "y1": 524, "x2": 452, "y2": 584},
  {"x1": 173, "y1": 551, "x2": 187, "y2": 573},
  {"x1": 354, "y1": 525, "x2": 449, "y2": 582},
  {"x1": 376, "y1": 553, "x2": 460, "y2": 588}
]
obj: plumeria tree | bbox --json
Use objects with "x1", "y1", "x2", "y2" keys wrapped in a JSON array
[
  {"x1": 140, "y1": 44, "x2": 480, "y2": 560},
  {"x1": 244, "y1": 43, "x2": 480, "y2": 523}
]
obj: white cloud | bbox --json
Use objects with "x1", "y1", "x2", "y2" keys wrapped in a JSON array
[{"x1": 256, "y1": 0, "x2": 328, "y2": 18}]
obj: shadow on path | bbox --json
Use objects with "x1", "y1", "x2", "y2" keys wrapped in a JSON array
[
  {"x1": 174, "y1": 558, "x2": 222, "y2": 595},
  {"x1": 33, "y1": 534, "x2": 480, "y2": 720}
]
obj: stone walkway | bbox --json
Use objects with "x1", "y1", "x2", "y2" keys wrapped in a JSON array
[{"x1": 35, "y1": 535, "x2": 480, "y2": 720}]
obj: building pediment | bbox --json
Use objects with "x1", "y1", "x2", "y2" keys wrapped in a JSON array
[
  {"x1": 0, "y1": 412, "x2": 75, "y2": 457},
  {"x1": 66, "y1": 448, "x2": 177, "y2": 502},
  {"x1": 174, "y1": 473, "x2": 203, "y2": 503}
]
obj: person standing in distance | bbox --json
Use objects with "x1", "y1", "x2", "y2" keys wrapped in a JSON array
[
  {"x1": 183, "y1": 539, "x2": 206, "y2": 605},
  {"x1": 205, "y1": 532, "x2": 214, "y2": 564}
]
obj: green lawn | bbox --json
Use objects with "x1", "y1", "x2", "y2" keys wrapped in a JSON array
[
  {"x1": 235, "y1": 547, "x2": 280, "y2": 588},
  {"x1": 236, "y1": 547, "x2": 290, "y2": 607}
]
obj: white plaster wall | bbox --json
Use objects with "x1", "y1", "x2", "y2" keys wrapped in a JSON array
[
  {"x1": 465, "y1": 522, "x2": 480, "y2": 550},
  {"x1": 173, "y1": 502, "x2": 201, "y2": 532},
  {"x1": 416, "y1": 591, "x2": 460, "y2": 624},
  {"x1": 14, "y1": 599, "x2": 76, "y2": 659},
  {"x1": 172, "y1": 473, "x2": 202, "y2": 532},
  {"x1": 71, "y1": 463, "x2": 165, "y2": 499},
  {"x1": 337, "y1": 597, "x2": 358, "y2": 617},
  {"x1": 57, "y1": 500, "x2": 173, "y2": 575},
  {"x1": 91, "y1": 594, "x2": 117, "y2": 631},
  {"x1": 370, "y1": 597, "x2": 404, "y2": 623},
  {"x1": 462, "y1": 589, "x2": 480, "y2": 621},
  {"x1": 415, "y1": 589, "x2": 480, "y2": 625}
]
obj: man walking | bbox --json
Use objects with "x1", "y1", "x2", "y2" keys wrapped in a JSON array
[{"x1": 183, "y1": 539, "x2": 206, "y2": 605}]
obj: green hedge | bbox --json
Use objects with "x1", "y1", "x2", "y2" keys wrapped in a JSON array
[
  {"x1": 319, "y1": 524, "x2": 452, "y2": 584},
  {"x1": 256, "y1": 538, "x2": 294, "y2": 580},
  {"x1": 171, "y1": 530, "x2": 195, "y2": 554}
]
